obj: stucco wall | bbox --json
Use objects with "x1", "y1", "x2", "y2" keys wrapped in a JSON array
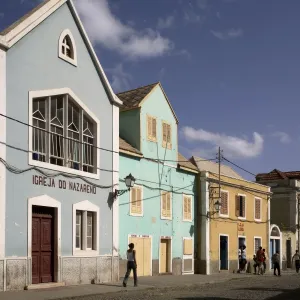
[{"x1": 5, "y1": 3, "x2": 114, "y2": 257}]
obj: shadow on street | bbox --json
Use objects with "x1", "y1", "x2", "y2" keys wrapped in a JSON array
[{"x1": 176, "y1": 287, "x2": 300, "y2": 300}]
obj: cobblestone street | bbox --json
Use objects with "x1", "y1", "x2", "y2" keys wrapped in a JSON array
[{"x1": 56, "y1": 273, "x2": 300, "y2": 300}]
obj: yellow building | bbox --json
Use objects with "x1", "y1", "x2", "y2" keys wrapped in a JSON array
[{"x1": 191, "y1": 157, "x2": 272, "y2": 274}]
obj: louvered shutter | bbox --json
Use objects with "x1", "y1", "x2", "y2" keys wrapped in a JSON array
[
  {"x1": 152, "y1": 118, "x2": 157, "y2": 140},
  {"x1": 183, "y1": 197, "x2": 188, "y2": 220},
  {"x1": 242, "y1": 197, "x2": 245, "y2": 218},
  {"x1": 167, "y1": 124, "x2": 171, "y2": 146},
  {"x1": 221, "y1": 192, "x2": 228, "y2": 215},
  {"x1": 187, "y1": 197, "x2": 191, "y2": 220},
  {"x1": 162, "y1": 192, "x2": 166, "y2": 217},
  {"x1": 166, "y1": 192, "x2": 171, "y2": 218},
  {"x1": 255, "y1": 198, "x2": 261, "y2": 219},
  {"x1": 147, "y1": 116, "x2": 152, "y2": 140},
  {"x1": 235, "y1": 195, "x2": 240, "y2": 217},
  {"x1": 131, "y1": 188, "x2": 137, "y2": 213},
  {"x1": 162, "y1": 123, "x2": 167, "y2": 147},
  {"x1": 136, "y1": 188, "x2": 142, "y2": 214}
]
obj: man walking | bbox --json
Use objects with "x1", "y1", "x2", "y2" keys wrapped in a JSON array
[
  {"x1": 292, "y1": 250, "x2": 300, "y2": 273},
  {"x1": 272, "y1": 251, "x2": 281, "y2": 276},
  {"x1": 256, "y1": 247, "x2": 264, "y2": 275}
]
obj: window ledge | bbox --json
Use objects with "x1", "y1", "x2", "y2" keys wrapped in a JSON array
[
  {"x1": 73, "y1": 249, "x2": 99, "y2": 257},
  {"x1": 161, "y1": 216, "x2": 172, "y2": 220},
  {"x1": 219, "y1": 214, "x2": 229, "y2": 218},
  {"x1": 183, "y1": 218, "x2": 193, "y2": 222},
  {"x1": 29, "y1": 158, "x2": 100, "y2": 180},
  {"x1": 238, "y1": 216, "x2": 246, "y2": 220},
  {"x1": 254, "y1": 218, "x2": 262, "y2": 222},
  {"x1": 59, "y1": 53, "x2": 77, "y2": 66},
  {"x1": 130, "y1": 213, "x2": 144, "y2": 217}
]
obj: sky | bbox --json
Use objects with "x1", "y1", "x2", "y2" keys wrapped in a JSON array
[{"x1": 0, "y1": 0, "x2": 299, "y2": 181}]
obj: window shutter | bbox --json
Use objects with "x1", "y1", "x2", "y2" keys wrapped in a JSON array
[
  {"x1": 131, "y1": 188, "x2": 137, "y2": 213},
  {"x1": 221, "y1": 192, "x2": 228, "y2": 215},
  {"x1": 152, "y1": 118, "x2": 157, "y2": 140},
  {"x1": 255, "y1": 199, "x2": 260, "y2": 219},
  {"x1": 162, "y1": 123, "x2": 167, "y2": 147},
  {"x1": 183, "y1": 197, "x2": 188, "y2": 219},
  {"x1": 242, "y1": 197, "x2": 245, "y2": 218},
  {"x1": 167, "y1": 124, "x2": 171, "y2": 145},
  {"x1": 162, "y1": 192, "x2": 166, "y2": 216},
  {"x1": 147, "y1": 116, "x2": 152, "y2": 140},
  {"x1": 184, "y1": 239, "x2": 193, "y2": 255},
  {"x1": 235, "y1": 195, "x2": 240, "y2": 217},
  {"x1": 187, "y1": 198, "x2": 191, "y2": 220},
  {"x1": 136, "y1": 188, "x2": 142, "y2": 214},
  {"x1": 166, "y1": 192, "x2": 171, "y2": 217}
]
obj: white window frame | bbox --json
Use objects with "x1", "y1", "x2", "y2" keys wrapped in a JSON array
[
  {"x1": 129, "y1": 185, "x2": 143, "y2": 217},
  {"x1": 219, "y1": 190, "x2": 229, "y2": 218},
  {"x1": 237, "y1": 193, "x2": 246, "y2": 220},
  {"x1": 161, "y1": 191, "x2": 172, "y2": 220},
  {"x1": 58, "y1": 29, "x2": 77, "y2": 66},
  {"x1": 254, "y1": 236, "x2": 262, "y2": 254},
  {"x1": 254, "y1": 197, "x2": 262, "y2": 222},
  {"x1": 28, "y1": 88, "x2": 100, "y2": 179},
  {"x1": 182, "y1": 194, "x2": 192, "y2": 222},
  {"x1": 72, "y1": 200, "x2": 99, "y2": 256}
]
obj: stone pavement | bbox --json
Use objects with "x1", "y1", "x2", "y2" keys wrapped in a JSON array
[{"x1": 0, "y1": 273, "x2": 248, "y2": 300}]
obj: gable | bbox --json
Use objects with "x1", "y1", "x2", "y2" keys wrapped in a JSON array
[
  {"x1": 0, "y1": 0, "x2": 121, "y2": 106},
  {"x1": 117, "y1": 82, "x2": 178, "y2": 123}
]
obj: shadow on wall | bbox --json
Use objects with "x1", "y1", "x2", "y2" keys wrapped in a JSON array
[
  {"x1": 189, "y1": 225, "x2": 194, "y2": 237},
  {"x1": 176, "y1": 287, "x2": 300, "y2": 300},
  {"x1": 107, "y1": 191, "x2": 114, "y2": 210}
]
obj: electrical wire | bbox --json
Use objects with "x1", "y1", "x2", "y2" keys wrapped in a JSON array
[
  {"x1": 0, "y1": 113, "x2": 215, "y2": 164},
  {"x1": 223, "y1": 156, "x2": 256, "y2": 177}
]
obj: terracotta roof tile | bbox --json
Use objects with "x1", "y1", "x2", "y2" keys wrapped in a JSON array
[
  {"x1": 256, "y1": 169, "x2": 300, "y2": 181},
  {"x1": 119, "y1": 137, "x2": 142, "y2": 156},
  {"x1": 178, "y1": 153, "x2": 198, "y2": 172},
  {"x1": 0, "y1": 0, "x2": 52, "y2": 36},
  {"x1": 117, "y1": 82, "x2": 158, "y2": 110}
]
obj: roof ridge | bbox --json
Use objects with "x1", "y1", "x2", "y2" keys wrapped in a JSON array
[{"x1": 117, "y1": 82, "x2": 159, "y2": 95}]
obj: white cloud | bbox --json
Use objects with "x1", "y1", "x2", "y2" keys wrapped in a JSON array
[
  {"x1": 211, "y1": 28, "x2": 243, "y2": 40},
  {"x1": 74, "y1": 0, "x2": 173, "y2": 59},
  {"x1": 105, "y1": 63, "x2": 132, "y2": 93},
  {"x1": 216, "y1": 12, "x2": 221, "y2": 19},
  {"x1": 196, "y1": 0, "x2": 208, "y2": 10},
  {"x1": 181, "y1": 127, "x2": 264, "y2": 158},
  {"x1": 157, "y1": 15, "x2": 175, "y2": 29},
  {"x1": 175, "y1": 49, "x2": 192, "y2": 59},
  {"x1": 184, "y1": 10, "x2": 205, "y2": 23},
  {"x1": 158, "y1": 67, "x2": 166, "y2": 80},
  {"x1": 271, "y1": 131, "x2": 291, "y2": 144}
]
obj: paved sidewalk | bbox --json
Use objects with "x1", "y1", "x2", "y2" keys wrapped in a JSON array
[{"x1": 1, "y1": 271, "x2": 293, "y2": 300}]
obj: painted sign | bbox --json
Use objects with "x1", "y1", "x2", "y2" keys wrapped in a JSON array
[
  {"x1": 237, "y1": 222, "x2": 244, "y2": 232},
  {"x1": 32, "y1": 175, "x2": 96, "y2": 194}
]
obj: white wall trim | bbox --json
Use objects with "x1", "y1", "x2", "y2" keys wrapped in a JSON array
[
  {"x1": 129, "y1": 185, "x2": 144, "y2": 217},
  {"x1": 237, "y1": 235, "x2": 246, "y2": 270},
  {"x1": 219, "y1": 189, "x2": 229, "y2": 218},
  {"x1": 72, "y1": 200, "x2": 99, "y2": 256},
  {"x1": 270, "y1": 224, "x2": 283, "y2": 269},
  {"x1": 200, "y1": 172, "x2": 210, "y2": 274},
  {"x1": 58, "y1": 29, "x2": 77, "y2": 66},
  {"x1": 159, "y1": 236, "x2": 173, "y2": 274},
  {"x1": 219, "y1": 234, "x2": 229, "y2": 271},
  {"x1": 28, "y1": 87, "x2": 100, "y2": 179},
  {"x1": 28, "y1": 194, "x2": 62, "y2": 283},
  {"x1": 0, "y1": 49, "x2": 6, "y2": 260},
  {"x1": 182, "y1": 193, "x2": 193, "y2": 222}
]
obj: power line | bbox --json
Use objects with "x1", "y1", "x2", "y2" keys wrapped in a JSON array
[
  {"x1": 222, "y1": 156, "x2": 256, "y2": 177},
  {"x1": 0, "y1": 113, "x2": 214, "y2": 164}
]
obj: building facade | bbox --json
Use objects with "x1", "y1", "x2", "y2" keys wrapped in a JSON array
[
  {"x1": 0, "y1": 0, "x2": 121, "y2": 291},
  {"x1": 256, "y1": 169, "x2": 300, "y2": 269},
  {"x1": 191, "y1": 158, "x2": 271, "y2": 274},
  {"x1": 117, "y1": 83, "x2": 198, "y2": 277}
]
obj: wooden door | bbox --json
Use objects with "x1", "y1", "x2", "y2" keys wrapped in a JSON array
[
  {"x1": 32, "y1": 207, "x2": 54, "y2": 284},
  {"x1": 160, "y1": 239, "x2": 168, "y2": 273},
  {"x1": 143, "y1": 238, "x2": 151, "y2": 276}
]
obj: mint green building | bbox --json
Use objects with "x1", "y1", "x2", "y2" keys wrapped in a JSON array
[{"x1": 117, "y1": 83, "x2": 198, "y2": 277}]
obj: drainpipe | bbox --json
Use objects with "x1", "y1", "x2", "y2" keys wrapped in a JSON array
[{"x1": 297, "y1": 194, "x2": 300, "y2": 251}]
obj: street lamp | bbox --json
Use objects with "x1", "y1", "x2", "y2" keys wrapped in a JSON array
[
  {"x1": 207, "y1": 199, "x2": 222, "y2": 217},
  {"x1": 114, "y1": 173, "x2": 136, "y2": 198}
]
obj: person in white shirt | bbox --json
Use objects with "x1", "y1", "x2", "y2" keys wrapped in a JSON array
[
  {"x1": 292, "y1": 250, "x2": 300, "y2": 273},
  {"x1": 123, "y1": 243, "x2": 138, "y2": 287}
]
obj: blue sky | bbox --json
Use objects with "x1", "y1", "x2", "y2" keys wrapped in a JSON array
[{"x1": 0, "y1": 0, "x2": 299, "y2": 180}]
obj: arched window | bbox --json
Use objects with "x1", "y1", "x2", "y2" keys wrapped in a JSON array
[
  {"x1": 58, "y1": 29, "x2": 77, "y2": 66},
  {"x1": 29, "y1": 88, "x2": 100, "y2": 179}
]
